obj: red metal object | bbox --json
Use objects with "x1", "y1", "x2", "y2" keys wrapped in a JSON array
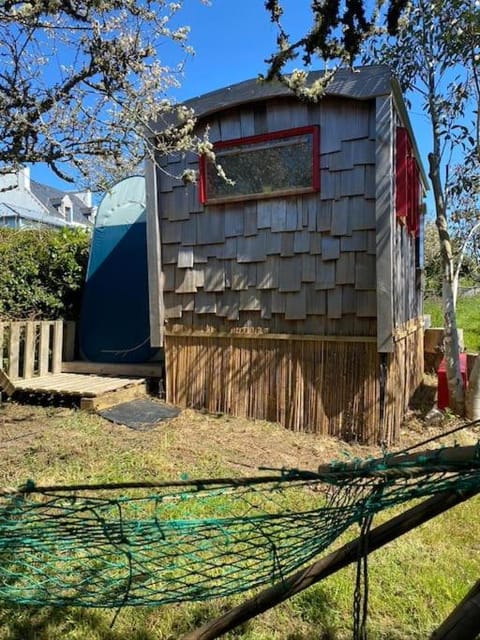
[{"x1": 437, "y1": 353, "x2": 468, "y2": 410}]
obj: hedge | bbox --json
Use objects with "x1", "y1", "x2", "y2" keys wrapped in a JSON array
[{"x1": 0, "y1": 227, "x2": 90, "y2": 321}]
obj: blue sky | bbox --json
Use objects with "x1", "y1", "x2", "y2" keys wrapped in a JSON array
[
  {"x1": 31, "y1": 0, "x2": 432, "y2": 203},
  {"x1": 32, "y1": 1, "x2": 314, "y2": 187},
  {"x1": 169, "y1": 0, "x2": 312, "y2": 100}
]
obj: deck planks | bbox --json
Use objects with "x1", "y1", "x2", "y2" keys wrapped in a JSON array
[{"x1": 15, "y1": 373, "x2": 146, "y2": 398}]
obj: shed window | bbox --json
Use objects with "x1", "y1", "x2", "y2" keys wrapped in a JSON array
[
  {"x1": 199, "y1": 126, "x2": 319, "y2": 204},
  {"x1": 395, "y1": 127, "x2": 421, "y2": 236}
]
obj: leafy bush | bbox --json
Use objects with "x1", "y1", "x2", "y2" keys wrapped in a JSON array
[{"x1": 0, "y1": 227, "x2": 90, "y2": 320}]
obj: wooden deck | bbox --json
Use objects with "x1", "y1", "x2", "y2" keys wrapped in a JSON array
[
  {"x1": 0, "y1": 321, "x2": 159, "y2": 411},
  {"x1": 14, "y1": 373, "x2": 146, "y2": 411}
]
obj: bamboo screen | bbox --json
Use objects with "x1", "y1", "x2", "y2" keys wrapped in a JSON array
[{"x1": 165, "y1": 328, "x2": 424, "y2": 445}]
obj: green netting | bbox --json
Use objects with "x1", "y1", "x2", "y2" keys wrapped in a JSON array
[{"x1": 0, "y1": 445, "x2": 479, "y2": 608}]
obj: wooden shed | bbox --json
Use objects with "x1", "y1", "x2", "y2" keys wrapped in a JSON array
[{"x1": 145, "y1": 65, "x2": 427, "y2": 444}]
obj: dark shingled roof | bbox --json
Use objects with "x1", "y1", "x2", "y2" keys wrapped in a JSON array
[
  {"x1": 30, "y1": 180, "x2": 93, "y2": 226},
  {"x1": 181, "y1": 65, "x2": 393, "y2": 122},
  {"x1": 153, "y1": 65, "x2": 393, "y2": 130}
]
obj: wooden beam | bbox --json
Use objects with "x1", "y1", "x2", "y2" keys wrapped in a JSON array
[
  {"x1": 61, "y1": 360, "x2": 163, "y2": 377},
  {"x1": 315, "y1": 444, "x2": 480, "y2": 477},
  {"x1": 375, "y1": 96, "x2": 394, "y2": 353},
  {"x1": 52, "y1": 320, "x2": 63, "y2": 374},
  {"x1": 23, "y1": 322, "x2": 35, "y2": 379},
  {"x1": 181, "y1": 487, "x2": 480, "y2": 640},
  {"x1": 430, "y1": 579, "x2": 480, "y2": 640},
  {"x1": 8, "y1": 322, "x2": 20, "y2": 380},
  {"x1": 80, "y1": 381, "x2": 146, "y2": 411},
  {"x1": 145, "y1": 155, "x2": 164, "y2": 348},
  {"x1": 393, "y1": 317, "x2": 423, "y2": 342},
  {"x1": 164, "y1": 331, "x2": 377, "y2": 344},
  {"x1": 38, "y1": 322, "x2": 50, "y2": 376}
]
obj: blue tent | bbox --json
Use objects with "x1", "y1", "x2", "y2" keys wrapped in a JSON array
[{"x1": 79, "y1": 176, "x2": 156, "y2": 363}]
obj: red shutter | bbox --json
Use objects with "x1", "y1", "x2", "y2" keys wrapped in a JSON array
[
  {"x1": 407, "y1": 156, "x2": 420, "y2": 237},
  {"x1": 407, "y1": 155, "x2": 414, "y2": 233},
  {"x1": 395, "y1": 127, "x2": 408, "y2": 220},
  {"x1": 412, "y1": 161, "x2": 420, "y2": 237}
]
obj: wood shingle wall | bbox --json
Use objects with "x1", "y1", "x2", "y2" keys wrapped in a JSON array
[{"x1": 158, "y1": 97, "x2": 378, "y2": 337}]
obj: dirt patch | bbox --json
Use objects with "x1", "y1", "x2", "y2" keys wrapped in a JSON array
[{"x1": 1, "y1": 376, "x2": 479, "y2": 488}]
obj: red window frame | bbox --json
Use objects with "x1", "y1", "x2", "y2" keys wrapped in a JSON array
[{"x1": 199, "y1": 125, "x2": 320, "y2": 205}]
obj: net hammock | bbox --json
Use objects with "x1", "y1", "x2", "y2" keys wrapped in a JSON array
[{"x1": 0, "y1": 443, "x2": 479, "y2": 609}]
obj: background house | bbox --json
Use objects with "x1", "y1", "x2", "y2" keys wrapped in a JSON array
[
  {"x1": 0, "y1": 167, "x2": 95, "y2": 229},
  {"x1": 145, "y1": 65, "x2": 427, "y2": 444}
]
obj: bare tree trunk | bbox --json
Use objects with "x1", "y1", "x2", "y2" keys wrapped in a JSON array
[
  {"x1": 429, "y1": 152, "x2": 465, "y2": 414},
  {"x1": 442, "y1": 277, "x2": 465, "y2": 414}
]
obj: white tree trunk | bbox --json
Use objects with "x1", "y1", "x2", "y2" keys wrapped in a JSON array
[
  {"x1": 442, "y1": 276, "x2": 465, "y2": 414},
  {"x1": 466, "y1": 357, "x2": 480, "y2": 421},
  {"x1": 429, "y1": 152, "x2": 465, "y2": 414}
]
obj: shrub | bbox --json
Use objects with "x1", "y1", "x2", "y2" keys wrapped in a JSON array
[{"x1": 0, "y1": 227, "x2": 90, "y2": 320}]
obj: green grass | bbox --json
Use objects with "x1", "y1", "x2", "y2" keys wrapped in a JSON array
[
  {"x1": 424, "y1": 293, "x2": 480, "y2": 352},
  {"x1": 0, "y1": 402, "x2": 479, "y2": 639}
]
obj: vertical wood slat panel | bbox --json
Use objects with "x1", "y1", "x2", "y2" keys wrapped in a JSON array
[
  {"x1": 1, "y1": 320, "x2": 79, "y2": 384},
  {"x1": 165, "y1": 334, "x2": 378, "y2": 443},
  {"x1": 0, "y1": 323, "x2": 16, "y2": 394},
  {"x1": 165, "y1": 325, "x2": 423, "y2": 445},
  {"x1": 38, "y1": 322, "x2": 51, "y2": 376},
  {"x1": 8, "y1": 322, "x2": 20, "y2": 380},
  {"x1": 23, "y1": 322, "x2": 36, "y2": 379},
  {"x1": 52, "y1": 320, "x2": 63, "y2": 374}
]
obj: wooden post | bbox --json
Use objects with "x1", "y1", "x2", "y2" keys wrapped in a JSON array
[
  {"x1": 8, "y1": 322, "x2": 20, "y2": 380},
  {"x1": 38, "y1": 322, "x2": 50, "y2": 376},
  {"x1": 0, "y1": 321, "x2": 18, "y2": 394},
  {"x1": 375, "y1": 95, "x2": 394, "y2": 354},
  {"x1": 182, "y1": 487, "x2": 480, "y2": 640},
  {"x1": 52, "y1": 320, "x2": 63, "y2": 374},
  {"x1": 23, "y1": 322, "x2": 36, "y2": 379},
  {"x1": 430, "y1": 580, "x2": 480, "y2": 640}
]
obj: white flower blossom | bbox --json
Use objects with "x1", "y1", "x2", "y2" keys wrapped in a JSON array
[{"x1": 0, "y1": 0, "x2": 203, "y2": 190}]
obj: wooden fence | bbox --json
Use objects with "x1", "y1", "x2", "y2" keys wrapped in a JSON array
[{"x1": 0, "y1": 320, "x2": 76, "y2": 382}]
